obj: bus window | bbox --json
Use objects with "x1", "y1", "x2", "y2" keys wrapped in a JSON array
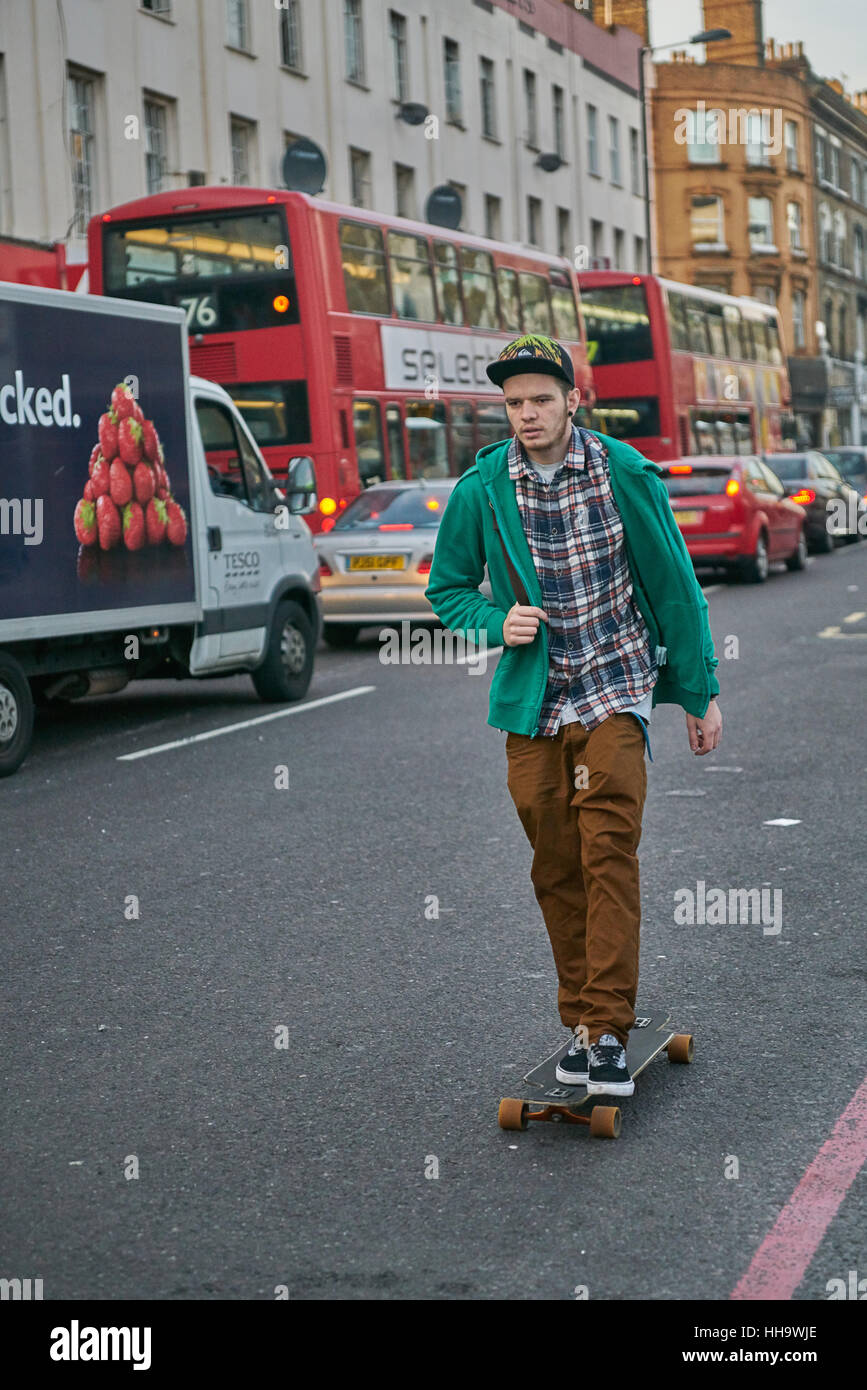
[
  {"x1": 766, "y1": 317, "x2": 783, "y2": 365},
  {"x1": 705, "y1": 301, "x2": 727, "y2": 357},
  {"x1": 433, "y1": 241, "x2": 464, "y2": 324},
  {"x1": 386, "y1": 403, "x2": 406, "y2": 480},
  {"x1": 666, "y1": 291, "x2": 691, "y2": 352},
  {"x1": 519, "y1": 272, "x2": 553, "y2": 334},
  {"x1": 738, "y1": 315, "x2": 754, "y2": 360},
  {"x1": 406, "y1": 400, "x2": 449, "y2": 477},
  {"x1": 734, "y1": 414, "x2": 754, "y2": 451},
  {"x1": 715, "y1": 416, "x2": 736, "y2": 453},
  {"x1": 690, "y1": 410, "x2": 718, "y2": 453},
  {"x1": 449, "y1": 401, "x2": 476, "y2": 474},
  {"x1": 497, "y1": 267, "x2": 521, "y2": 332},
  {"x1": 581, "y1": 283, "x2": 652, "y2": 365},
  {"x1": 229, "y1": 381, "x2": 311, "y2": 446},
  {"x1": 460, "y1": 248, "x2": 498, "y2": 329},
  {"x1": 387, "y1": 231, "x2": 436, "y2": 321},
  {"x1": 722, "y1": 305, "x2": 742, "y2": 359},
  {"x1": 589, "y1": 398, "x2": 660, "y2": 441},
  {"x1": 550, "y1": 272, "x2": 579, "y2": 340},
  {"x1": 686, "y1": 301, "x2": 710, "y2": 354},
  {"x1": 340, "y1": 222, "x2": 390, "y2": 315},
  {"x1": 476, "y1": 402, "x2": 510, "y2": 450},
  {"x1": 353, "y1": 399, "x2": 386, "y2": 486},
  {"x1": 749, "y1": 318, "x2": 769, "y2": 363}
]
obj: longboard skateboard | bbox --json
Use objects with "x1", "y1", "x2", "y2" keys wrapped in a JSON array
[{"x1": 498, "y1": 1011, "x2": 693, "y2": 1140}]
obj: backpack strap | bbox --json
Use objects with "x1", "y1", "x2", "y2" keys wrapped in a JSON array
[{"x1": 489, "y1": 500, "x2": 531, "y2": 607}]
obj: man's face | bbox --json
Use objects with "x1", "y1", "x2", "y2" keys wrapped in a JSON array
[{"x1": 502, "y1": 374, "x2": 580, "y2": 451}]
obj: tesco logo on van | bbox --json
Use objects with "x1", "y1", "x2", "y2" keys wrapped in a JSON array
[{"x1": 0, "y1": 372, "x2": 81, "y2": 429}]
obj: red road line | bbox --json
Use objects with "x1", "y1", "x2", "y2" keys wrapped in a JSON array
[{"x1": 730, "y1": 1074, "x2": 867, "y2": 1300}]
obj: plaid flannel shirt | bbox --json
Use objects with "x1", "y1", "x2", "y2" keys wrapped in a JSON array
[{"x1": 508, "y1": 425, "x2": 658, "y2": 735}]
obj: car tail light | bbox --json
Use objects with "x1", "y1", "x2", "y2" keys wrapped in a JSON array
[
  {"x1": 725, "y1": 478, "x2": 740, "y2": 497},
  {"x1": 790, "y1": 488, "x2": 816, "y2": 505},
  {"x1": 418, "y1": 555, "x2": 433, "y2": 576},
  {"x1": 379, "y1": 523, "x2": 414, "y2": 530},
  {"x1": 319, "y1": 559, "x2": 333, "y2": 578},
  {"x1": 669, "y1": 464, "x2": 692, "y2": 474}
]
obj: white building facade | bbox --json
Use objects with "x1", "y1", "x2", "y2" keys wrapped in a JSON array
[{"x1": 0, "y1": 0, "x2": 646, "y2": 271}]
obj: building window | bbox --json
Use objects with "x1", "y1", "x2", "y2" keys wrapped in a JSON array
[
  {"x1": 608, "y1": 116, "x2": 621, "y2": 185},
  {"x1": 444, "y1": 39, "x2": 461, "y2": 124},
  {"x1": 230, "y1": 117, "x2": 255, "y2": 185},
  {"x1": 345, "y1": 0, "x2": 365, "y2": 84},
  {"x1": 480, "y1": 58, "x2": 497, "y2": 139},
  {"x1": 553, "y1": 86, "x2": 565, "y2": 159},
  {"x1": 527, "y1": 196, "x2": 542, "y2": 247},
  {"x1": 613, "y1": 227, "x2": 624, "y2": 269},
  {"x1": 839, "y1": 304, "x2": 847, "y2": 357},
  {"x1": 747, "y1": 195, "x2": 774, "y2": 250},
  {"x1": 586, "y1": 104, "x2": 599, "y2": 176},
  {"x1": 685, "y1": 107, "x2": 718, "y2": 164},
  {"x1": 834, "y1": 209, "x2": 846, "y2": 266},
  {"x1": 852, "y1": 161, "x2": 862, "y2": 206},
  {"x1": 830, "y1": 142, "x2": 842, "y2": 188},
  {"x1": 815, "y1": 133, "x2": 827, "y2": 181},
  {"x1": 485, "y1": 193, "x2": 501, "y2": 241},
  {"x1": 792, "y1": 289, "x2": 806, "y2": 348},
  {"x1": 634, "y1": 234, "x2": 645, "y2": 271},
  {"x1": 557, "y1": 207, "x2": 571, "y2": 258},
  {"x1": 746, "y1": 112, "x2": 772, "y2": 167},
  {"x1": 629, "y1": 126, "x2": 640, "y2": 194},
  {"x1": 143, "y1": 98, "x2": 169, "y2": 195},
  {"x1": 141, "y1": 0, "x2": 172, "y2": 13},
  {"x1": 855, "y1": 225, "x2": 864, "y2": 280},
  {"x1": 691, "y1": 194, "x2": 724, "y2": 248},
  {"x1": 590, "y1": 218, "x2": 604, "y2": 264},
  {"x1": 389, "y1": 11, "x2": 408, "y2": 104},
  {"x1": 784, "y1": 120, "x2": 799, "y2": 171},
  {"x1": 394, "y1": 163, "x2": 415, "y2": 219},
  {"x1": 824, "y1": 297, "x2": 833, "y2": 351},
  {"x1": 226, "y1": 0, "x2": 250, "y2": 51},
  {"x1": 819, "y1": 202, "x2": 832, "y2": 261},
  {"x1": 68, "y1": 70, "x2": 97, "y2": 236},
  {"x1": 349, "y1": 147, "x2": 371, "y2": 207},
  {"x1": 787, "y1": 201, "x2": 802, "y2": 250},
  {"x1": 751, "y1": 284, "x2": 777, "y2": 307},
  {"x1": 523, "y1": 70, "x2": 538, "y2": 147},
  {"x1": 279, "y1": 0, "x2": 303, "y2": 70}
]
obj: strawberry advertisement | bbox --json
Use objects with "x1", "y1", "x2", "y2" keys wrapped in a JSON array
[{"x1": 0, "y1": 294, "x2": 196, "y2": 624}]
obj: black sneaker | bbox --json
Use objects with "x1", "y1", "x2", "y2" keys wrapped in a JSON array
[
  {"x1": 555, "y1": 1031, "x2": 589, "y2": 1085},
  {"x1": 586, "y1": 1033, "x2": 634, "y2": 1096}
]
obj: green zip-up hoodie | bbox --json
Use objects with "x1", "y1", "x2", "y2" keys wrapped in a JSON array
[{"x1": 425, "y1": 429, "x2": 719, "y2": 736}]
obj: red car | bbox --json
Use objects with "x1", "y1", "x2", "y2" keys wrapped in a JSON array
[{"x1": 660, "y1": 456, "x2": 807, "y2": 583}]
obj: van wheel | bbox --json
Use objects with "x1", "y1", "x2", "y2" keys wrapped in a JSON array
[
  {"x1": 322, "y1": 624, "x2": 360, "y2": 648},
  {"x1": 740, "y1": 532, "x2": 769, "y2": 583},
  {"x1": 252, "y1": 600, "x2": 314, "y2": 703},
  {"x1": 0, "y1": 654, "x2": 34, "y2": 777},
  {"x1": 786, "y1": 530, "x2": 808, "y2": 571}
]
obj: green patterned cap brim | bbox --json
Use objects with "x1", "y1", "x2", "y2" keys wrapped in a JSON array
[{"x1": 486, "y1": 334, "x2": 575, "y2": 388}]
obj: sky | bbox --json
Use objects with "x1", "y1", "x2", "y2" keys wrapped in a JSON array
[{"x1": 647, "y1": 0, "x2": 867, "y2": 93}]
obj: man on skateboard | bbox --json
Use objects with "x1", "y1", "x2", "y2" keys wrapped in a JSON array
[{"x1": 426, "y1": 334, "x2": 721, "y2": 1097}]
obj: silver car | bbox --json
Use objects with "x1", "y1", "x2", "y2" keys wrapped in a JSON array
[{"x1": 313, "y1": 479, "x2": 490, "y2": 647}]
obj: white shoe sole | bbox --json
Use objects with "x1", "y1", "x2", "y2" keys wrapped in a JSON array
[
  {"x1": 586, "y1": 1078, "x2": 635, "y2": 1097},
  {"x1": 555, "y1": 1064, "x2": 588, "y2": 1085}
]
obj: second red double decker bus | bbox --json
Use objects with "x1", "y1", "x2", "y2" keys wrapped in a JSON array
[{"x1": 89, "y1": 188, "x2": 594, "y2": 531}]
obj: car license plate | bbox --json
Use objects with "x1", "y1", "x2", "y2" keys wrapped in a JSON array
[
  {"x1": 348, "y1": 555, "x2": 405, "y2": 570},
  {"x1": 674, "y1": 510, "x2": 701, "y2": 526}
]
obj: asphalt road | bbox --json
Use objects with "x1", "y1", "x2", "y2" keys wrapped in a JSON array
[{"x1": 1, "y1": 543, "x2": 865, "y2": 1301}]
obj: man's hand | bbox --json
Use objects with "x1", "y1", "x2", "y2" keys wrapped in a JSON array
[
  {"x1": 502, "y1": 602, "x2": 548, "y2": 647},
  {"x1": 686, "y1": 699, "x2": 722, "y2": 755}
]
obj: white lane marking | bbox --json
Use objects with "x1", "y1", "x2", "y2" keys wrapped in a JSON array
[
  {"x1": 843, "y1": 611, "x2": 867, "y2": 623},
  {"x1": 701, "y1": 584, "x2": 723, "y2": 596},
  {"x1": 764, "y1": 818, "x2": 802, "y2": 826},
  {"x1": 456, "y1": 645, "x2": 503, "y2": 665},
  {"x1": 666, "y1": 789, "x2": 707, "y2": 797},
  {"x1": 818, "y1": 625, "x2": 867, "y2": 639},
  {"x1": 117, "y1": 686, "x2": 376, "y2": 761},
  {"x1": 702, "y1": 766, "x2": 743, "y2": 772}
]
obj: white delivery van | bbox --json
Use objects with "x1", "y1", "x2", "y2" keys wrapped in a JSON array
[{"x1": 0, "y1": 283, "x2": 322, "y2": 776}]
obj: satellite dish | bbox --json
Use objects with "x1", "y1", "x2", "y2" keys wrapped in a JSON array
[
  {"x1": 399, "y1": 102, "x2": 428, "y2": 126},
  {"x1": 425, "y1": 184, "x2": 462, "y2": 230},
  {"x1": 282, "y1": 137, "x2": 327, "y2": 195}
]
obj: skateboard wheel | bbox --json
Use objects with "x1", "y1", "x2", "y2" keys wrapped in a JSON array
[
  {"x1": 589, "y1": 1106, "x2": 621, "y2": 1139},
  {"x1": 667, "y1": 1033, "x2": 694, "y2": 1064},
  {"x1": 498, "y1": 1098, "x2": 528, "y2": 1131}
]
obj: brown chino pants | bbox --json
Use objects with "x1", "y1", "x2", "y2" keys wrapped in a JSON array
[{"x1": 505, "y1": 713, "x2": 648, "y2": 1048}]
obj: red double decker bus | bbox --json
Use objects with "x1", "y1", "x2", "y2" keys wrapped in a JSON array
[
  {"x1": 577, "y1": 271, "x2": 797, "y2": 463},
  {"x1": 88, "y1": 188, "x2": 593, "y2": 531}
]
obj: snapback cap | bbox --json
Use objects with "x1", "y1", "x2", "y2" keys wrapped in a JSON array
[{"x1": 486, "y1": 333, "x2": 575, "y2": 389}]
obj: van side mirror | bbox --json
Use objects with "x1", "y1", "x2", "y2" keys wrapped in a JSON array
[{"x1": 286, "y1": 455, "x2": 317, "y2": 515}]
